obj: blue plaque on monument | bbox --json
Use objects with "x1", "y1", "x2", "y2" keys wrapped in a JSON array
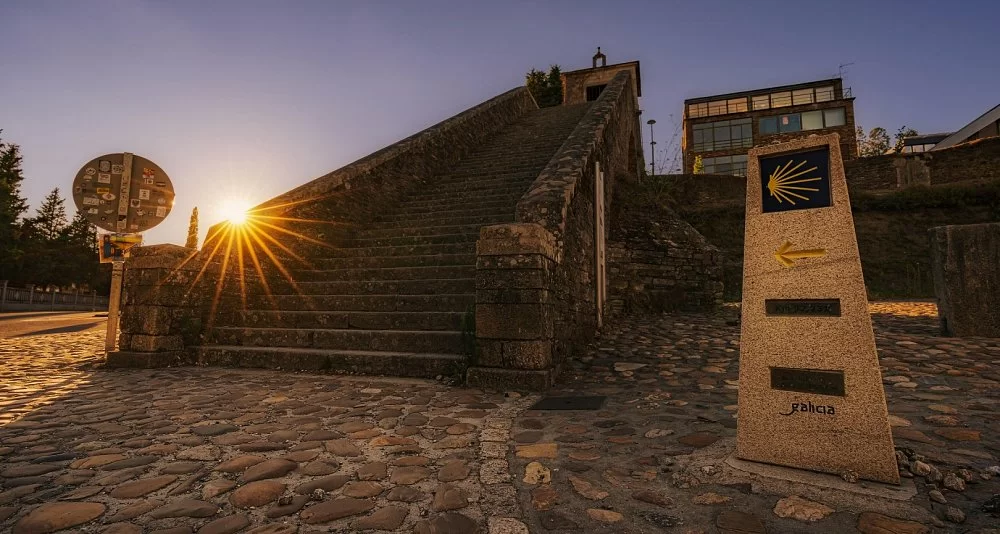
[{"x1": 759, "y1": 148, "x2": 832, "y2": 213}]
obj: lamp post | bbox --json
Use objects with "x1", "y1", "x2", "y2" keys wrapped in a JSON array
[{"x1": 646, "y1": 119, "x2": 657, "y2": 175}]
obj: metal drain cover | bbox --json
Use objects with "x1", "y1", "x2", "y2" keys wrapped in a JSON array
[{"x1": 530, "y1": 396, "x2": 606, "y2": 411}]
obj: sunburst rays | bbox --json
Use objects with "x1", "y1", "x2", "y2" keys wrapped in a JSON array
[
  {"x1": 767, "y1": 159, "x2": 821, "y2": 205},
  {"x1": 156, "y1": 201, "x2": 345, "y2": 328}
]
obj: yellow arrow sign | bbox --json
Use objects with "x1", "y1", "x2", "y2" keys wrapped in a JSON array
[{"x1": 774, "y1": 240, "x2": 827, "y2": 267}]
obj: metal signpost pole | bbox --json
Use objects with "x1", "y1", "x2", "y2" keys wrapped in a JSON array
[
  {"x1": 105, "y1": 261, "x2": 124, "y2": 353},
  {"x1": 0, "y1": 280, "x2": 7, "y2": 312}
]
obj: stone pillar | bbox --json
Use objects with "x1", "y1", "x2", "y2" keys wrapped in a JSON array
[
  {"x1": 106, "y1": 244, "x2": 216, "y2": 368},
  {"x1": 930, "y1": 222, "x2": 1000, "y2": 337},
  {"x1": 467, "y1": 223, "x2": 559, "y2": 390}
]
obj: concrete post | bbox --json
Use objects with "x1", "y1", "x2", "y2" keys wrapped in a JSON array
[{"x1": 0, "y1": 280, "x2": 7, "y2": 312}]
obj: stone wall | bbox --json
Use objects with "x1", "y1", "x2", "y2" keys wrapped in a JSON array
[
  {"x1": 674, "y1": 180, "x2": 1000, "y2": 300},
  {"x1": 930, "y1": 222, "x2": 1000, "y2": 337},
  {"x1": 607, "y1": 180, "x2": 723, "y2": 315},
  {"x1": 470, "y1": 70, "x2": 642, "y2": 390},
  {"x1": 845, "y1": 137, "x2": 1000, "y2": 191},
  {"x1": 108, "y1": 244, "x2": 235, "y2": 367}
]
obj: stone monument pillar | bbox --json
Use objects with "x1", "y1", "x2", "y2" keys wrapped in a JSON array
[{"x1": 737, "y1": 134, "x2": 898, "y2": 484}]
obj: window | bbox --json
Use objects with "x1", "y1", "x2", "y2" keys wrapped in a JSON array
[
  {"x1": 801, "y1": 110, "x2": 824, "y2": 130},
  {"x1": 691, "y1": 118, "x2": 753, "y2": 151},
  {"x1": 758, "y1": 107, "x2": 847, "y2": 136},
  {"x1": 688, "y1": 102, "x2": 708, "y2": 118},
  {"x1": 779, "y1": 113, "x2": 801, "y2": 132},
  {"x1": 771, "y1": 91, "x2": 792, "y2": 108},
  {"x1": 752, "y1": 95, "x2": 770, "y2": 110},
  {"x1": 760, "y1": 117, "x2": 778, "y2": 134},
  {"x1": 727, "y1": 98, "x2": 748, "y2": 114},
  {"x1": 792, "y1": 89, "x2": 814, "y2": 106},
  {"x1": 815, "y1": 86, "x2": 835, "y2": 102},
  {"x1": 586, "y1": 84, "x2": 607, "y2": 102},
  {"x1": 702, "y1": 155, "x2": 749, "y2": 176},
  {"x1": 708, "y1": 100, "x2": 728, "y2": 115},
  {"x1": 823, "y1": 108, "x2": 846, "y2": 127}
]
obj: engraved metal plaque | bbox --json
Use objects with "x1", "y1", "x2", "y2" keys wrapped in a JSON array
[
  {"x1": 765, "y1": 299, "x2": 841, "y2": 317},
  {"x1": 770, "y1": 367, "x2": 845, "y2": 397}
]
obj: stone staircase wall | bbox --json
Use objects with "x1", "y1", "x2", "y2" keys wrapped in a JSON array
[{"x1": 469, "y1": 70, "x2": 643, "y2": 389}]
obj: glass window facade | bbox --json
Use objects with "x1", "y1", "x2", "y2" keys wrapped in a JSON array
[
  {"x1": 824, "y1": 108, "x2": 846, "y2": 127},
  {"x1": 703, "y1": 155, "x2": 749, "y2": 176},
  {"x1": 691, "y1": 118, "x2": 753, "y2": 151},
  {"x1": 759, "y1": 107, "x2": 847, "y2": 135}
]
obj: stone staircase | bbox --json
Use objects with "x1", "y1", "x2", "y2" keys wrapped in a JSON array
[{"x1": 194, "y1": 104, "x2": 590, "y2": 378}]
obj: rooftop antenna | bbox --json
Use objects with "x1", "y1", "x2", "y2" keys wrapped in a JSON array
[{"x1": 837, "y1": 62, "x2": 854, "y2": 81}]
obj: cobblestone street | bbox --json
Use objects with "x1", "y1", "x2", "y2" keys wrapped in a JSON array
[{"x1": 1, "y1": 303, "x2": 998, "y2": 533}]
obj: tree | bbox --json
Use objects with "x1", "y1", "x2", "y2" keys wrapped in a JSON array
[
  {"x1": 894, "y1": 125, "x2": 919, "y2": 153},
  {"x1": 525, "y1": 65, "x2": 563, "y2": 108},
  {"x1": 692, "y1": 155, "x2": 704, "y2": 174},
  {"x1": 857, "y1": 126, "x2": 891, "y2": 157},
  {"x1": 26, "y1": 188, "x2": 68, "y2": 241},
  {"x1": 186, "y1": 207, "x2": 199, "y2": 249},
  {"x1": 0, "y1": 132, "x2": 29, "y2": 280}
]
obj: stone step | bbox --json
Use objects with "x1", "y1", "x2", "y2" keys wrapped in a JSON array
[
  {"x1": 293, "y1": 265, "x2": 476, "y2": 281},
  {"x1": 366, "y1": 214, "x2": 513, "y2": 229},
  {"x1": 265, "y1": 293, "x2": 474, "y2": 312},
  {"x1": 207, "y1": 327, "x2": 466, "y2": 354},
  {"x1": 194, "y1": 345, "x2": 467, "y2": 379},
  {"x1": 288, "y1": 278, "x2": 475, "y2": 295},
  {"x1": 381, "y1": 207, "x2": 513, "y2": 223},
  {"x1": 325, "y1": 242, "x2": 474, "y2": 258},
  {"x1": 238, "y1": 310, "x2": 465, "y2": 330},
  {"x1": 314, "y1": 253, "x2": 475, "y2": 270},
  {"x1": 400, "y1": 192, "x2": 522, "y2": 210},
  {"x1": 356, "y1": 223, "x2": 488, "y2": 240},
  {"x1": 404, "y1": 185, "x2": 531, "y2": 201},
  {"x1": 394, "y1": 197, "x2": 517, "y2": 215},
  {"x1": 349, "y1": 233, "x2": 478, "y2": 248},
  {"x1": 409, "y1": 177, "x2": 535, "y2": 194}
]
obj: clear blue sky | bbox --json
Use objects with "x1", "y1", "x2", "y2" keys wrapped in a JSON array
[{"x1": 2, "y1": 0, "x2": 997, "y2": 244}]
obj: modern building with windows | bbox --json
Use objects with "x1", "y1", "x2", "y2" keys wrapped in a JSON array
[{"x1": 682, "y1": 78, "x2": 857, "y2": 176}]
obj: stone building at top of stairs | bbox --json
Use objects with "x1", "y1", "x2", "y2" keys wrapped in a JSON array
[{"x1": 109, "y1": 51, "x2": 723, "y2": 390}]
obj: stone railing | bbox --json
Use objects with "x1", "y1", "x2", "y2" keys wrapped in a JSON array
[{"x1": 469, "y1": 70, "x2": 641, "y2": 390}]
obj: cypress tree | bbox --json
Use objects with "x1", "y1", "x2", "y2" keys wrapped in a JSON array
[{"x1": 185, "y1": 207, "x2": 199, "y2": 249}]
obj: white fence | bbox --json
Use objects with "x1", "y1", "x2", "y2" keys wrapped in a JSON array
[{"x1": 0, "y1": 281, "x2": 109, "y2": 312}]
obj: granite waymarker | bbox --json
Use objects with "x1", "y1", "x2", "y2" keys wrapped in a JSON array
[{"x1": 737, "y1": 133, "x2": 898, "y2": 484}]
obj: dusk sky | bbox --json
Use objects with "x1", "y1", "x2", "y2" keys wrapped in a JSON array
[{"x1": 2, "y1": 0, "x2": 998, "y2": 245}]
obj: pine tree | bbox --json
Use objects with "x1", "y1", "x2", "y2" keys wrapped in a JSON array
[
  {"x1": 26, "y1": 188, "x2": 68, "y2": 241},
  {"x1": 0, "y1": 132, "x2": 29, "y2": 280},
  {"x1": 185, "y1": 207, "x2": 199, "y2": 249},
  {"x1": 60, "y1": 210, "x2": 100, "y2": 289}
]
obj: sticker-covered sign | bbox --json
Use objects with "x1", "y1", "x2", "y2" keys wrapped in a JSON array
[{"x1": 71, "y1": 152, "x2": 175, "y2": 233}]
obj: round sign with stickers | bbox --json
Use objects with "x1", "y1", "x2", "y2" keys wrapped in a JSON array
[{"x1": 71, "y1": 153, "x2": 175, "y2": 233}]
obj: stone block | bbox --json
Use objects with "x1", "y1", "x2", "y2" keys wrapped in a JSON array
[
  {"x1": 476, "y1": 303, "x2": 552, "y2": 340},
  {"x1": 930, "y1": 222, "x2": 1000, "y2": 337},
  {"x1": 106, "y1": 350, "x2": 187, "y2": 368},
  {"x1": 125, "y1": 334, "x2": 184, "y2": 352},
  {"x1": 120, "y1": 305, "x2": 175, "y2": 336},
  {"x1": 477, "y1": 223, "x2": 558, "y2": 260},
  {"x1": 476, "y1": 269, "x2": 548, "y2": 290},
  {"x1": 466, "y1": 366, "x2": 555, "y2": 391}
]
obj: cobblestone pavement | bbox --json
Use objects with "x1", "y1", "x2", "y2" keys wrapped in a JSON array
[
  {"x1": 1, "y1": 303, "x2": 998, "y2": 533},
  {"x1": 0, "y1": 329, "x2": 532, "y2": 533},
  {"x1": 510, "y1": 302, "x2": 1000, "y2": 533}
]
